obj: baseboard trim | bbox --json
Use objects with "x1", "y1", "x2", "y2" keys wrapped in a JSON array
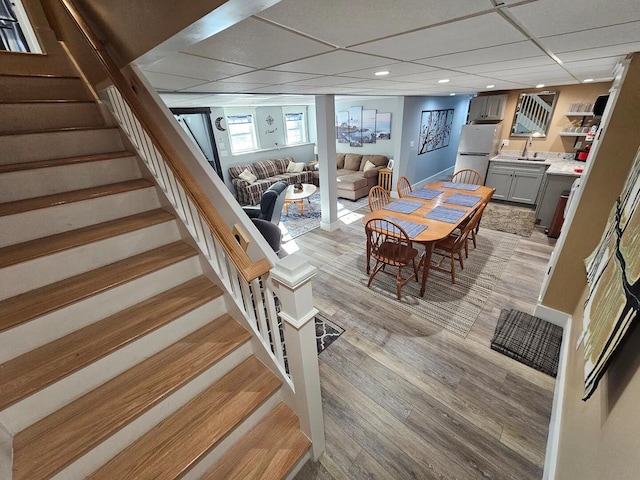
[{"x1": 534, "y1": 304, "x2": 572, "y2": 480}]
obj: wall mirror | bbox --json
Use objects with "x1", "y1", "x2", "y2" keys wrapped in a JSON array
[{"x1": 511, "y1": 91, "x2": 558, "y2": 137}]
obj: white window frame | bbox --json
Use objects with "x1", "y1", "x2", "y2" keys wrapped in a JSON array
[
  {"x1": 226, "y1": 112, "x2": 258, "y2": 153},
  {"x1": 282, "y1": 106, "x2": 308, "y2": 146},
  {"x1": 5, "y1": 0, "x2": 42, "y2": 53}
]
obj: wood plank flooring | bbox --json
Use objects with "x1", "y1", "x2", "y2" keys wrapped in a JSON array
[{"x1": 291, "y1": 204, "x2": 557, "y2": 480}]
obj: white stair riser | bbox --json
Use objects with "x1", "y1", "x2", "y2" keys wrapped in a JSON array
[
  {"x1": 183, "y1": 392, "x2": 283, "y2": 480},
  {"x1": 0, "y1": 220, "x2": 180, "y2": 301},
  {"x1": 0, "y1": 423, "x2": 10, "y2": 480},
  {"x1": 0, "y1": 128, "x2": 124, "y2": 164},
  {"x1": 0, "y1": 297, "x2": 227, "y2": 433},
  {"x1": 52, "y1": 343, "x2": 255, "y2": 480},
  {"x1": 0, "y1": 77, "x2": 91, "y2": 102},
  {"x1": 0, "y1": 155, "x2": 140, "y2": 202},
  {"x1": 0, "y1": 103, "x2": 103, "y2": 133},
  {"x1": 0, "y1": 187, "x2": 161, "y2": 247},
  {"x1": 0, "y1": 256, "x2": 202, "y2": 363}
]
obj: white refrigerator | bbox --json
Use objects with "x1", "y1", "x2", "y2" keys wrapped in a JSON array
[{"x1": 454, "y1": 124, "x2": 503, "y2": 184}]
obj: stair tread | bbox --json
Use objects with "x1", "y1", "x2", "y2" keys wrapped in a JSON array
[
  {"x1": 202, "y1": 402, "x2": 311, "y2": 480},
  {"x1": 0, "y1": 241, "x2": 197, "y2": 333},
  {"x1": 13, "y1": 315, "x2": 251, "y2": 480},
  {"x1": 0, "y1": 178, "x2": 153, "y2": 217},
  {"x1": 0, "y1": 276, "x2": 223, "y2": 411},
  {"x1": 0, "y1": 209, "x2": 174, "y2": 268},
  {"x1": 0, "y1": 151, "x2": 135, "y2": 174},
  {"x1": 87, "y1": 357, "x2": 282, "y2": 480},
  {"x1": 0, "y1": 124, "x2": 118, "y2": 136}
]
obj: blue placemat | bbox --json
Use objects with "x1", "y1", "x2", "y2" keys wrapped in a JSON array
[
  {"x1": 445, "y1": 193, "x2": 482, "y2": 207},
  {"x1": 443, "y1": 182, "x2": 480, "y2": 191},
  {"x1": 407, "y1": 188, "x2": 443, "y2": 200},
  {"x1": 386, "y1": 217, "x2": 427, "y2": 238},
  {"x1": 383, "y1": 199, "x2": 422, "y2": 214},
  {"x1": 424, "y1": 206, "x2": 467, "y2": 223}
]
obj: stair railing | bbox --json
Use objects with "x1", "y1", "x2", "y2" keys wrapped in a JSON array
[{"x1": 51, "y1": 0, "x2": 325, "y2": 459}]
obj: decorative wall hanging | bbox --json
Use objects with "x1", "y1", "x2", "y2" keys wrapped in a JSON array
[
  {"x1": 265, "y1": 115, "x2": 274, "y2": 126},
  {"x1": 361, "y1": 109, "x2": 377, "y2": 144},
  {"x1": 582, "y1": 146, "x2": 640, "y2": 400},
  {"x1": 214, "y1": 117, "x2": 226, "y2": 131},
  {"x1": 336, "y1": 111, "x2": 349, "y2": 143},
  {"x1": 376, "y1": 112, "x2": 392, "y2": 140},
  {"x1": 418, "y1": 108, "x2": 454, "y2": 155},
  {"x1": 348, "y1": 106, "x2": 363, "y2": 147}
]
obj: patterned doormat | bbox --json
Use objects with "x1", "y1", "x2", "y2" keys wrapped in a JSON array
[
  {"x1": 482, "y1": 201, "x2": 536, "y2": 237},
  {"x1": 316, "y1": 314, "x2": 344, "y2": 353},
  {"x1": 491, "y1": 309, "x2": 563, "y2": 377}
]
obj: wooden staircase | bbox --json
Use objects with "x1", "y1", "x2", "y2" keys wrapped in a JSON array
[{"x1": 0, "y1": 68, "x2": 309, "y2": 478}]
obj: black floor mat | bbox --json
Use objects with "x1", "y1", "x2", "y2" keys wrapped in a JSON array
[{"x1": 491, "y1": 309, "x2": 563, "y2": 377}]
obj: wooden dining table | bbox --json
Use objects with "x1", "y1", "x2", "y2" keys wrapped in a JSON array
[{"x1": 362, "y1": 180, "x2": 495, "y2": 296}]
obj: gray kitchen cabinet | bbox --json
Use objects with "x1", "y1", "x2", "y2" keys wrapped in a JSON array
[
  {"x1": 485, "y1": 161, "x2": 547, "y2": 205},
  {"x1": 469, "y1": 94, "x2": 507, "y2": 122},
  {"x1": 535, "y1": 173, "x2": 580, "y2": 228}
]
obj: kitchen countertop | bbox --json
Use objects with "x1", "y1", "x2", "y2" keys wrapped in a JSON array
[{"x1": 489, "y1": 154, "x2": 584, "y2": 176}]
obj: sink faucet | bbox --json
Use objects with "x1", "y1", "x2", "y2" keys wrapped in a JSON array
[{"x1": 521, "y1": 135, "x2": 532, "y2": 159}]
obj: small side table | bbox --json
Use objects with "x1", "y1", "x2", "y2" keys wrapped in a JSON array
[{"x1": 378, "y1": 168, "x2": 392, "y2": 192}]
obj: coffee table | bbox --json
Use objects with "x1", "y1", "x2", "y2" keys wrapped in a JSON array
[{"x1": 284, "y1": 183, "x2": 317, "y2": 216}]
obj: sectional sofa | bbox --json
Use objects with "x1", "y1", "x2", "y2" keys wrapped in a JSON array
[
  {"x1": 334, "y1": 153, "x2": 388, "y2": 200},
  {"x1": 228, "y1": 157, "x2": 315, "y2": 205}
]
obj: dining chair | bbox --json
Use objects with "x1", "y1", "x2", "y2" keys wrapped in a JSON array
[
  {"x1": 368, "y1": 185, "x2": 390, "y2": 212},
  {"x1": 365, "y1": 218, "x2": 420, "y2": 300},
  {"x1": 461, "y1": 188, "x2": 495, "y2": 253},
  {"x1": 430, "y1": 203, "x2": 487, "y2": 284},
  {"x1": 451, "y1": 168, "x2": 482, "y2": 185},
  {"x1": 397, "y1": 176, "x2": 412, "y2": 198}
]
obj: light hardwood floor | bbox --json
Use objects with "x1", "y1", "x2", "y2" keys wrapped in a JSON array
[{"x1": 292, "y1": 204, "x2": 557, "y2": 480}]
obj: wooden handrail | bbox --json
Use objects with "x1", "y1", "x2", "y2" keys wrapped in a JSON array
[{"x1": 57, "y1": 0, "x2": 271, "y2": 283}]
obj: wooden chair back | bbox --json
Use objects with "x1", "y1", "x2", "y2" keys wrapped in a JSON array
[
  {"x1": 456, "y1": 202, "x2": 486, "y2": 249},
  {"x1": 397, "y1": 176, "x2": 412, "y2": 198},
  {"x1": 368, "y1": 185, "x2": 390, "y2": 211},
  {"x1": 366, "y1": 219, "x2": 413, "y2": 266},
  {"x1": 451, "y1": 169, "x2": 482, "y2": 185}
]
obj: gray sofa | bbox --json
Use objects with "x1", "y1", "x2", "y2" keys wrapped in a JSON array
[{"x1": 335, "y1": 153, "x2": 388, "y2": 200}]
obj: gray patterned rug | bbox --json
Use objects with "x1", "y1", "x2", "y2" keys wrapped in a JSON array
[
  {"x1": 316, "y1": 314, "x2": 344, "y2": 353},
  {"x1": 491, "y1": 309, "x2": 563, "y2": 377},
  {"x1": 481, "y1": 201, "x2": 536, "y2": 237},
  {"x1": 320, "y1": 229, "x2": 519, "y2": 338}
]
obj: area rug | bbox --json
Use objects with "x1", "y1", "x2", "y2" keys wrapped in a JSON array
[
  {"x1": 481, "y1": 201, "x2": 536, "y2": 237},
  {"x1": 320, "y1": 229, "x2": 519, "y2": 338},
  {"x1": 280, "y1": 192, "x2": 369, "y2": 239},
  {"x1": 316, "y1": 314, "x2": 344, "y2": 353},
  {"x1": 491, "y1": 309, "x2": 563, "y2": 377}
]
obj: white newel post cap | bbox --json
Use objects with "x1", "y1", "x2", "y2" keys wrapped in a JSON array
[{"x1": 270, "y1": 253, "x2": 318, "y2": 329}]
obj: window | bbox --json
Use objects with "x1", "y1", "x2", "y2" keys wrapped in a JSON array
[
  {"x1": 227, "y1": 115, "x2": 257, "y2": 153},
  {"x1": 284, "y1": 112, "x2": 306, "y2": 145}
]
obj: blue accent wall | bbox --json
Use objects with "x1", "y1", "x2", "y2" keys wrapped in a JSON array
[{"x1": 399, "y1": 95, "x2": 473, "y2": 184}]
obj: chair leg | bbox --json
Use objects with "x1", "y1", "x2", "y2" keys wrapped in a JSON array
[
  {"x1": 396, "y1": 267, "x2": 403, "y2": 300},
  {"x1": 464, "y1": 238, "x2": 469, "y2": 258},
  {"x1": 458, "y1": 251, "x2": 464, "y2": 270},
  {"x1": 450, "y1": 254, "x2": 456, "y2": 284},
  {"x1": 367, "y1": 261, "x2": 384, "y2": 287},
  {"x1": 470, "y1": 230, "x2": 477, "y2": 248}
]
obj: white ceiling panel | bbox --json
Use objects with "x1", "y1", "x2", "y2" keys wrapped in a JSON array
[
  {"x1": 353, "y1": 13, "x2": 526, "y2": 61},
  {"x1": 391, "y1": 70, "x2": 468, "y2": 83},
  {"x1": 182, "y1": 82, "x2": 272, "y2": 93},
  {"x1": 184, "y1": 18, "x2": 333, "y2": 69},
  {"x1": 142, "y1": 71, "x2": 208, "y2": 91},
  {"x1": 270, "y1": 50, "x2": 392, "y2": 75},
  {"x1": 333, "y1": 80, "x2": 433, "y2": 90},
  {"x1": 557, "y1": 43, "x2": 640, "y2": 63},
  {"x1": 256, "y1": 0, "x2": 494, "y2": 48},
  {"x1": 415, "y1": 41, "x2": 544, "y2": 68},
  {"x1": 509, "y1": 0, "x2": 640, "y2": 38},
  {"x1": 215, "y1": 70, "x2": 322, "y2": 85},
  {"x1": 141, "y1": 53, "x2": 254, "y2": 81},
  {"x1": 458, "y1": 56, "x2": 556, "y2": 74},
  {"x1": 539, "y1": 22, "x2": 640, "y2": 53},
  {"x1": 282, "y1": 76, "x2": 364, "y2": 87},
  {"x1": 336, "y1": 62, "x2": 437, "y2": 80}
]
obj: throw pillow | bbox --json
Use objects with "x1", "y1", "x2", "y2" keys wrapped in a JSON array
[
  {"x1": 238, "y1": 168, "x2": 257, "y2": 184},
  {"x1": 363, "y1": 160, "x2": 377, "y2": 172},
  {"x1": 286, "y1": 161, "x2": 305, "y2": 173}
]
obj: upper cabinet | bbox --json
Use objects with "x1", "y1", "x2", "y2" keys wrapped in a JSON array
[{"x1": 469, "y1": 94, "x2": 507, "y2": 122}]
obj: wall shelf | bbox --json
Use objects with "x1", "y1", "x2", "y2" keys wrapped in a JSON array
[
  {"x1": 559, "y1": 132, "x2": 589, "y2": 137},
  {"x1": 565, "y1": 111, "x2": 594, "y2": 117}
]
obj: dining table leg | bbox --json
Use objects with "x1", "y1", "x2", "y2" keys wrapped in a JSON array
[{"x1": 420, "y1": 242, "x2": 434, "y2": 296}]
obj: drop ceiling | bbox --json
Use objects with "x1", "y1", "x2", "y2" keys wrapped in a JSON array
[{"x1": 136, "y1": 0, "x2": 640, "y2": 108}]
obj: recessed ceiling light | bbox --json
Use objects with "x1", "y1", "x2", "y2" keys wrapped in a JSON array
[
  {"x1": 438, "y1": 79, "x2": 450, "y2": 83},
  {"x1": 374, "y1": 71, "x2": 390, "y2": 76},
  {"x1": 449, "y1": 93, "x2": 456, "y2": 96},
  {"x1": 536, "y1": 84, "x2": 545, "y2": 88},
  {"x1": 486, "y1": 84, "x2": 495, "y2": 88},
  {"x1": 584, "y1": 78, "x2": 594, "y2": 83}
]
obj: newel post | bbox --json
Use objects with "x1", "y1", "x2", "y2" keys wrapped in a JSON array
[{"x1": 269, "y1": 253, "x2": 325, "y2": 460}]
